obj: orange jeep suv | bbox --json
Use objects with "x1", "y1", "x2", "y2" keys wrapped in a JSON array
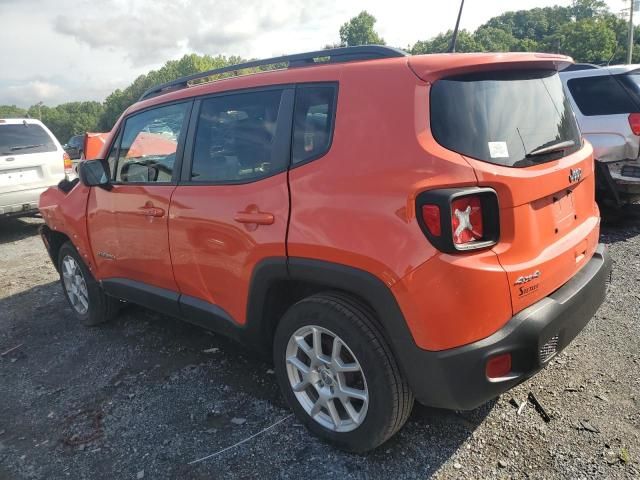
[{"x1": 39, "y1": 46, "x2": 612, "y2": 452}]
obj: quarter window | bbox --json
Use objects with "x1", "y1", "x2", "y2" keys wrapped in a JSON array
[
  {"x1": 114, "y1": 102, "x2": 189, "y2": 183},
  {"x1": 191, "y1": 90, "x2": 284, "y2": 182},
  {"x1": 292, "y1": 85, "x2": 337, "y2": 164}
]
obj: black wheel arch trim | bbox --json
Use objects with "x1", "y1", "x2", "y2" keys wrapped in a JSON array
[{"x1": 246, "y1": 257, "x2": 422, "y2": 382}]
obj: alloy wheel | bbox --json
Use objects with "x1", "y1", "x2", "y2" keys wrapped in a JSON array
[
  {"x1": 285, "y1": 325, "x2": 369, "y2": 432},
  {"x1": 62, "y1": 255, "x2": 89, "y2": 315}
]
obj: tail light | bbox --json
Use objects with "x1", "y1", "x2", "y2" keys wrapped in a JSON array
[
  {"x1": 416, "y1": 188, "x2": 499, "y2": 253},
  {"x1": 421, "y1": 205, "x2": 441, "y2": 237},
  {"x1": 63, "y1": 152, "x2": 73, "y2": 176},
  {"x1": 629, "y1": 113, "x2": 640, "y2": 135},
  {"x1": 451, "y1": 196, "x2": 483, "y2": 244}
]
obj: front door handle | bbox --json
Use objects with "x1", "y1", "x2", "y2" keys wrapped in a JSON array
[
  {"x1": 234, "y1": 206, "x2": 274, "y2": 225},
  {"x1": 138, "y1": 202, "x2": 165, "y2": 217}
]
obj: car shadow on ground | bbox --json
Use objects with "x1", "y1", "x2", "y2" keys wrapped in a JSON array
[
  {"x1": 600, "y1": 203, "x2": 640, "y2": 243},
  {"x1": 0, "y1": 281, "x2": 492, "y2": 479},
  {"x1": 0, "y1": 215, "x2": 42, "y2": 245}
]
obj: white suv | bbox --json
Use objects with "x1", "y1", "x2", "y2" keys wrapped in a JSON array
[
  {"x1": 561, "y1": 65, "x2": 640, "y2": 206},
  {"x1": 0, "y1": 119, "x2": 70, "y2": 218}
]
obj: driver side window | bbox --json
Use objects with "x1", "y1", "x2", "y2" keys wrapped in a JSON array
[{"x1": 114, "y1": 102, "x2": 189, "y2": 183}]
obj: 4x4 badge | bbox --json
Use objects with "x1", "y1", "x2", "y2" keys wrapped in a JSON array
[
  {"x1": 569, "y1": 168, "x2": 582, "y2": 183},
  {"x1": 514, "y1": 270, "x2": 541, "y2": 285}
]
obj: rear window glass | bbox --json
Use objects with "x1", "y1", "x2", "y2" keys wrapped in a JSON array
[
  {"x1": 0, "y1": 123, "x2": 57, "y2": 156},
  {"x1": 567, "y1": 75, "x2": 637, "y2": 116},
  {"x1": 431, "y1": 70, "x2": 581, "y2": 168}
]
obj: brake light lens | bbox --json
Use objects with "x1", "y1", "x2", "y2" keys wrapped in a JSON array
[
  {"x1": 486, "y1": 353, "x2": 512, "y2": 379},
  {"x1": 629, "y1": 113, "x2": 640, "y2": 135},
  {"x1": 421, "y1": 205, "x2": 441, "y2": 236},
  {"x1": 451, "y1": 196, "x2": 483, "y2": 244},
  {"x1": 63, "y1": 152, "x2": 73, "y2": 176},
  {"x1": 416, "y1": 188, "x2": 499, "y2": 253}
]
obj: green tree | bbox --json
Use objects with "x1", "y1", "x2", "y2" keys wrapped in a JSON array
[
  {"x1": 411, "y1": 30, "x2": 477, "y2": 54},
  {"x1": 481, "y1": 7, "x2": 573, "y2": 43},
  {"x1": 98, "y1": 53, "x2": 243, "y2": 130},
  {"x1": 473, "y1": 27, "x2": 518, "y2": 52},
  {"x1": 339, "y1": 11, "x2": 385, "y2": 47},
  {"x1": 0, "y1": 105, "x2": 27, "y2": 118},
  {"x1": 22, "y1": 101, "x2": 104, "y2": 143},
  {"x1": 572, "y1": 0, "x2": 608, "y2": 21},
  {"x1": 546, "y1": 18, "x2": 617, "y2": 63}
]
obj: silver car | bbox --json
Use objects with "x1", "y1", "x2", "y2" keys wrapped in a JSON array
[
  {"x1": 561, "y1": 65, "x2": 640, "y2": 206},
  {"x1": 0, "y1": 118, "x2": 69, "y2": 218}
]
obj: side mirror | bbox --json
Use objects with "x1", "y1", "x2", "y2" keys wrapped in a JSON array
[{"x1": 79, "y1": 159, "x2": 111, "y2": 190}]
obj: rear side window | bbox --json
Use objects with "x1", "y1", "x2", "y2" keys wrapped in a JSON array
[
  {"x1": 114, "y1": 102, "x2": 189, "y2": 183},
  {"x1": 0, "y1": 123, "x2": 56, "y2": 156},
  {"x1": 567, "y1": 75, "x2": 636, "y2": 116},
  {"x1": 292, "y1": 85, "x2": 337, "y2": 164},
  {"x1": 191, "y1": 89, "x2": 284, "y2": 183},
  {"x1": 615, "y1": 73, "x2": 640, "y2": 108},
  {"x1": 431, "y1": 70, "x2": 581, "y2": 168}
]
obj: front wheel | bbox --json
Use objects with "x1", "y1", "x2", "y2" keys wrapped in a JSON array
[
  {"x1": 273, "y1": 292, "x2": 414, "y2": 452},
  {"x1": 58, "y1": 242, "x2": 119, "y2": 326}
]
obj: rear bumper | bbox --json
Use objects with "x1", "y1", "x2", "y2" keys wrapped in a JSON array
[
  {"x1": 404, "y1": 244, "x2": 612, "y2": 410},
  {"x1": 0, "y1": 187, "x2": 48, "y2": 216},
  {"x1": 604, "y1": 160, "x2": 640, "y2": 196}
]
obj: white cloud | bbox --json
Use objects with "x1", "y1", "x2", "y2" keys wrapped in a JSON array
[
  {"x1": 4, "y1": 81, "x2": 63, "y2": 106},
  {"x1": 52, "y1": 0, "x2": 338, "y2": 64},
  {"x1": 0, "y1": 0, "x2": 631, "y2": 107}
]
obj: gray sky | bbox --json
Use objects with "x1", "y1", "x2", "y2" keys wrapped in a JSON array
[{"x1": 0, "y1": 0, "x2": 630, "y2": 107}]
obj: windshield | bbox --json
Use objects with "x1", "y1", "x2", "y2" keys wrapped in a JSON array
[
  {"x1": 430, "y1": 70, "x2": 581, "y2": 168},
  {"x1": 0, "y1": 123, "x2": 57, "y2": 156}
]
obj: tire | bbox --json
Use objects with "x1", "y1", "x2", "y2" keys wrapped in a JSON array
[
  {"x1": 273, "y1": 292, "x2": 414, "y2": 452},
  {"x1": 57, "y1": 242, "x2": 119, "y2": 326}
]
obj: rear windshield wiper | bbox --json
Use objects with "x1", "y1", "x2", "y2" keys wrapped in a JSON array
[
  {"x1": 526, "y1": 140, "x2": 575, "y2": 158},
  {"x1": 10, "y1": 144, "x2": 45, "y2": 151}
]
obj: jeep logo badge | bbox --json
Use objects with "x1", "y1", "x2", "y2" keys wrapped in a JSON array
[{"x1": 569, "y1": 168, "x2": 582, "y2": 183}]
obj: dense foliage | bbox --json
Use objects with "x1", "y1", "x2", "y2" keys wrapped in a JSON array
[
  {"x1": 411, "y1": 0, "x2": 637, "y2": 65},
  {"x1": 1, "y1": 0, "x2": 637, "y2": 143}
]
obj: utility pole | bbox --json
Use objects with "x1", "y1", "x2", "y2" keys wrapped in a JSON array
[
  {"x1": 628, "y1": 0, "x2": 635, "y2": 64},
  {"x1": 449, "y1": 0, "x2": 465, "y2": 53},
  {"x1": 36, "y1": 101, "x2": 43, "y2": 120}
]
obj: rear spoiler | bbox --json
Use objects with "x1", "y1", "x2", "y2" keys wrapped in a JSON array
[{"x1": 408, "y1": 53, "x2": 574, "y2": 83}]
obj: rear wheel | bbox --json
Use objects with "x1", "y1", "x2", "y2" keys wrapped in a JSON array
[
  {"x1": 58, "y1": 242, "x2": 119, "y2": 326},
  {"x1": 273, "y1": 292, "x2": 414, "y2": 452}
]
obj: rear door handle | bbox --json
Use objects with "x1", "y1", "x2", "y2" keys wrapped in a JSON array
[
  {"x1": 234, "y1": 208, "x2": 274, "y2": 225},
  {"x1": 138, "y1": 202, "x2": 165, "y2": 217}
]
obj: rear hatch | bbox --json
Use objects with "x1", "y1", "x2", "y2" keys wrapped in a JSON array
[
  {"x1": 0, "y1": 121, "x2": 64, "y2": 194},
  {"x1": 416, "y1": 57, "x2": 600, "y2": 314}
]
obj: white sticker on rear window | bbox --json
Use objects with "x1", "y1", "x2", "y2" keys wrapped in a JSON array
[{"x1": 488, "y1": 142, "x2": 509, "y2": 159}]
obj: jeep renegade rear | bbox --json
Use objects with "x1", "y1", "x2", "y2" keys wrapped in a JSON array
[{"x1": 39, "y1": 47, "x2": 611, "y2": 452}]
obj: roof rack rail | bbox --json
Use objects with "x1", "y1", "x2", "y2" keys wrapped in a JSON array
[{"x1": 138, "y1": 45, "x2": 408, "y2": 101}]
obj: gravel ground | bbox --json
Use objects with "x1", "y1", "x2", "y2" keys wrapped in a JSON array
[{"x1": 0, "y1": 212, "x2": 638, "y2": 480}]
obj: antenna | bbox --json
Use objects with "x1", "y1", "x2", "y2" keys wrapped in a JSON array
[{"x1": 449, "y1": 0, "x2": 466, "y2": 53}]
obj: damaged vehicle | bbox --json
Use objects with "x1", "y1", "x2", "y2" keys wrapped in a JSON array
[
  {"x1": 39, "y1": 47, "x2": 611, "y2": 452},
  {"x1": 561, "y1": 65, "x2": 640, "y2": 209}
]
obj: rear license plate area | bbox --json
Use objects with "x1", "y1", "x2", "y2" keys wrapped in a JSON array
[
  {"x1": 551, "y1": 189, "x2": 575, "y2": 229},
  {"x1": 0, "y1": 168, "x2": 39, "y2": 186}
]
